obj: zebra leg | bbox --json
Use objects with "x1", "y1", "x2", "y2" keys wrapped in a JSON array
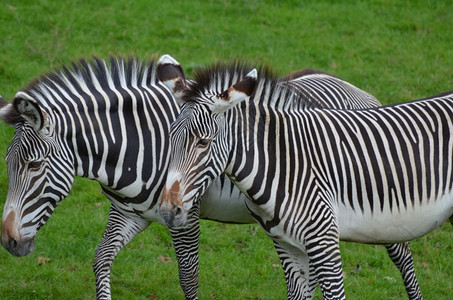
[
  {"x1": 273, "y1": 240, "x2": 313, "y2": 299},
  {"x1": 307, "y1": 239, "x2": 345, "y2": 300},
  {"x1": 305, "y1": 218, "x2": 345, "y2": 300},
  {"x1": 169, "y1": 202, "x2": 201, "y2": 300},
  {"x1": 93, "y1": 205, "x2": 150, "y2": 300},
  {"x1": 385, "y1": 242, "x2": 423, "y2": 300},
  {"x1": 308, "y1": 263, "x2": 319, "y2": 296}
]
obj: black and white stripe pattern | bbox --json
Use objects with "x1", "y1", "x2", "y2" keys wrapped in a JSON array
[
  {"x1": 0, "y1": 57, "x2": 178, "y2": 299},
  {"x1": 159, "y1": 61, "x2": 453, "y2": 299},
  {"x1": 0, "y1": 56, "x2": 422, "y2": 299},
  {"x1": 281, "y1": 69, "x2": 380, "y2": 109}
]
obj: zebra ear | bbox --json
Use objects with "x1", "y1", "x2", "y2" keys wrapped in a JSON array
[
  {"x1": 13, "y1": 92, "x2": 46, "y2": 132},
  {"x1": 212, "y1": 69, "x2": 257, "y2": 114},
  {"x1": 157, "y1": 54, "x2": 188, "y2": 105}
]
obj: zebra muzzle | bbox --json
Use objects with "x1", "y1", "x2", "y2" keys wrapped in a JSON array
[
  {"x1": 158, "y1": 201, "x2": 187, "y2": 228},
  {"x1": 159, "y1": 182, "x2": 188, "y2": 228},
  {"x1": 1, "y1": 211, "x2": 36, "y2": 257}
]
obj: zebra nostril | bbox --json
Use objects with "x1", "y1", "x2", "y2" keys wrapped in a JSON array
[
  {"x1": 10, "y1": 238, "x2": 18, "y2": 249},
  {"x1": 174, "y1": 206, "x2": 183, "y2": 218}
]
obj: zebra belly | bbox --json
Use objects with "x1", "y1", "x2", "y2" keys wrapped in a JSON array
[
  {"x1": 200, "y1": 179, "x2": 255, "y2": 224},
  {"x1": 338, "y1": 191, "x2": 453, "y2": 243},
  {"x1": 105, "y1": 177, "x2": 255, "y2": 225}
]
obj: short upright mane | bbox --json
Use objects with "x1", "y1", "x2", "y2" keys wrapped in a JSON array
[
  {"x1": 0, "y1": 56, "x2": 161, "y2": 127},
  {"x1": 23, "y1": 56, "x2": 159, "y2": 105},
  {"x1": 184, "y1": 60, "x2": 317, "y2": 110},
  {"x1": 183, "y1": 61, "x2": 276, "y2": 99}
]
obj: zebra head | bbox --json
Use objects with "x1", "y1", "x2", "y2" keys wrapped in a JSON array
[
  {"x1": 0, "y1": 93, "x2": 74, "y2": 256},
  {"x1": 157, "y1": 60, "x2": 257, "y2": 227}
]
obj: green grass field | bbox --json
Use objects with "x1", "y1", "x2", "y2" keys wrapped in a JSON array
[{"x1": 0, "y1": 0, "x2": 452, "y2": 299}]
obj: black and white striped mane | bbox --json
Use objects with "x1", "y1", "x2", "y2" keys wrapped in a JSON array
[
  {"x1": 2, "y1": 56, "x2": 160, "y2": 126},
  {"x1": 25, "y1": 56, "x2": 159, "y2": 97},
  {"x1": 184, "y1": 61, "x2": 319, "y2": 110}
]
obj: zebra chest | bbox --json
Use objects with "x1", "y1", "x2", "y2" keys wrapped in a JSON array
[
  {"x1": 243, "y1": 195, "x2": 307, "y2": 247},
  {"x1": 102, "y1": 185, "x2": 165, "y2": 223}
]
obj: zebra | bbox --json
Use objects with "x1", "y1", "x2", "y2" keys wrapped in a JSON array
[
  {"x1": 0, "y1": 55, "x2": 421, "y2": 299},
  {"x1": 0, "y1": 56, "x2": 235, "y2": 299},
  {"x1": 157, "y1": 60, "x2": 453, "y2": 299}
]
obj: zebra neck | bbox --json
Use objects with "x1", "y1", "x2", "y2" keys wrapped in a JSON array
[
  {"x1": 59, "y1": 83, "x2": 177, "y2": 201},
  {"x1": 224, "y1": 102, "x2": 292, "y2": 204}
]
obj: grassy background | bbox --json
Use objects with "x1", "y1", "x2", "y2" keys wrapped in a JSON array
[{"x1": 0, "y1": 0, "x2": 452, "y2": 299}]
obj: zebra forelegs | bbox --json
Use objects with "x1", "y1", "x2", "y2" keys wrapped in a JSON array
[
  {"x1": 169, "y1": 202, "x2": 201, "y2": 300},
  {"x1": 385, "y1": 242, "x2": 423, "y2": 300},
  {"x1": 93, "y1": 205, "x2": 150, "y2": 300},
  {"x1": 306, "y1": 238, "x2": 345, "y2": 300},
  {"x1": 273, "y1": 240, "x2": 314, "y2": 299}
]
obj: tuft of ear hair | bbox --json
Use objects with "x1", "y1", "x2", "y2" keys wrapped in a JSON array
[
  {"x1": 157, "y1": 54, "x2": 188, "y2": 105},
  {"x1": 0, "y1": 95, "x2": 23, "y2": 126},
  {"x1": 0, "y1": 95, "x2": 8, "y2": 109},
  {"x1": 0, "y1": 95, "x2": 13, "y2": 124}
]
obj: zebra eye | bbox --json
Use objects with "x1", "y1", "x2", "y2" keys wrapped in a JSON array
[
  {"x1": 196, "y1": 138, "x2": 211, "y2": 147},
  {"x1": 28, "y1": 160, "x2": 44, "y2": 170}
]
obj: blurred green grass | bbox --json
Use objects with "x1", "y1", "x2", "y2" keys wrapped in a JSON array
[{"x1": 0, "y1": 0, "x2": 452, "y2": 299}]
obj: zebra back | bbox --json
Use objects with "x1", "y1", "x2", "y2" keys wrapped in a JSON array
[{"x1": 282, "y1": 70, "x2": 380, "y2": 109}]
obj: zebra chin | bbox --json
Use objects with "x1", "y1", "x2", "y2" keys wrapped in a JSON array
[{"x1": 1, "y1": 235, "x2": 36, "y2": 257}]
